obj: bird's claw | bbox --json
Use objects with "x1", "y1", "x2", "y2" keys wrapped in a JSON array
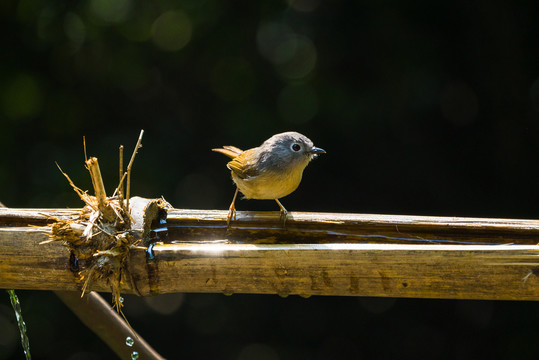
[
  {"x1": 226, "y1": 205, "x2": 236, "y2": 227},
  {"x1": 279, "y1": 208, "x2": 288, "y2": 228}
]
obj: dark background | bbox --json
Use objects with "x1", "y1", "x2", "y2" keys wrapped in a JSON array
[{"x1": 1, "y1": 0, "x2": 539, "y2": 358}]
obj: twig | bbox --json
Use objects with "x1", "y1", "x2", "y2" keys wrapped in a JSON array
[
  {"x1": 83, "y1": 136, "x2": 88, "y2": 163},
  {"x1": 125, "y1": 130, "x2": 144, "y2": 215},
  {"x1": 118, "y1": 145, "x2": 124, "y2": 209},
  {"x1": 55, "y1": 163, "x2": 98, "y2": 211}
]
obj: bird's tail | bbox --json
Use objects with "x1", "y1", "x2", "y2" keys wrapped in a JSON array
[{"x1": 212, "y1": 145, "x2": 243, "y2": 159}]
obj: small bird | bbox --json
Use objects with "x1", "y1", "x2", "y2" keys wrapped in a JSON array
[{"x1": 213, "y1": 131, "x2": 326, "y2": 225}]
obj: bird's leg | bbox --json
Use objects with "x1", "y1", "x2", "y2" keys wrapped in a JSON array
[
  {"x1": 227, "y1": 187, "x2": 239, "y2": 226},
  {"x1": 275, "y1": 199, "x2": 288, "y2": 227}
]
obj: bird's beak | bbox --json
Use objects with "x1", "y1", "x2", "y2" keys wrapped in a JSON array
[{"x1": 310, "y1": 147, "x2": 326, "y2": 154}]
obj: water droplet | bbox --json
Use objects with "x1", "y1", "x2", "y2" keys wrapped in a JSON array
[
  {"x1": 119, "y1": 296, "x2": 124, "y2": 304},
  {"x1": 222, "y1": 287, "x2": 234, "y2": 296},
  {"x1": 277, "y1": 289, "x2": 289, "y2": 298},
  {"x1": 131, "y1": 351, "x2": 139, "y2": 359},
  {"x1": 299, "y1": 293, "x2": 312, "y2": 299},
  {"x1": 125, "y1": 336, "x2": 134, "y2": 347}
]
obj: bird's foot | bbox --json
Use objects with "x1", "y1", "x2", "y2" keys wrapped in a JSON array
[
  {"x1": 275, "y1": 199, "x2": 288, "y2": 228},
  {"x1": 226, "y1": 204, "x2": 236, "y2": 226},
  {"x1": 279, "y1": 208, "x2": 288, "y2": 227},
  {"x1": 226, "y1": 187, "x2": 239, "y2": 228}
]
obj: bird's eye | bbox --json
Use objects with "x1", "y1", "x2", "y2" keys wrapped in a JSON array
[{"x1": 291, "y1": 143, "x2": 301, "y2": 152}]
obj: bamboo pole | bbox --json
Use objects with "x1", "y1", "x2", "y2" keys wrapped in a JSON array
[
  {"x1": 1, "y1": 208, "x2": 539, "y2": 300},
  {"x1": 166, "y1": 209, "x2": 539, "y2": 245},
  {"x1": 138, "y1": 242, "x2": 539, "y2": 300}
]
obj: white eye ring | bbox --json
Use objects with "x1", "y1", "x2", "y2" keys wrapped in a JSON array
[{"x1": 291, "y1": 143, "x2": 301, "y2": 152}]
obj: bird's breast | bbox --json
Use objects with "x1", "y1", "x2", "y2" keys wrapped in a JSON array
[{"x1": 231, "y1": 167, "x2": 304, "y2": 200}]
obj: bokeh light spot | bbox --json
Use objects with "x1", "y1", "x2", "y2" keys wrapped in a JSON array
[
  {"x1": 287, "y1": 0, "x2": 320, "y2": 12},
  {"x1": 257, "y1": 22, "x2": 317, "y2": 80},
  {"x1": 276, "y1": 35, "x2": 317, "y2": 80},
  {"x1": 143, "y1": 293, "x2": 184, "y2": 315},
  {"x1": 1, "y1": 73, "x2": 42, "y2": 120},
  {"x1": 64, "y1": 13, "x2": 86, "y2": 50},
  {"x1": 257, "y1": 22, "x2": 297, "y2": 65},
  {"x1": 277, "y1": 84, "x2": 318, "y2": 123},
  {"x1": 119, "y1": 16, "x2": 153, "y2": 42},
  {"x1": 36, "y1": 7, "x2": 56, "y2": 41},
  {"x1": 151, "y1": 11, "x2": 192, "y2": 52},
  {"x1": 211, "y1": 57, "x2": 255, "y2": 101},
  {"x1": 89, "y1": 0, "x2": 131, "y2": 24}
]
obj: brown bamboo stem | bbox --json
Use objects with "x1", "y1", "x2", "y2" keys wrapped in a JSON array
[
  {"x1": 1, "y1": 208, "x2": 539, "y2": 300},
  {"x1": 139, "y1": 242, "x2": 539, "y2": 300},
  {"x1": 85, "y1": 157, "x2": 107, "y2": 211}
]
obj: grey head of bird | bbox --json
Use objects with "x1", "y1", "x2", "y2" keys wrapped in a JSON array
[{"x1": 254, "y1": 131, "x2": 326, "y2": 173}]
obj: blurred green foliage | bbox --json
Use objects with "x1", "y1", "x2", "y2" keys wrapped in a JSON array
[
  {"x1": 1, "y1": 0, "x2": 539, "y2": 217},
  {"x1": 1, "y1": 0, "x2": 539, "y2": 358}
]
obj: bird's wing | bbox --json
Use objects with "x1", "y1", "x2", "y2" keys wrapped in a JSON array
[
  {"x1": 226, "y1": 148, "x2": 259, "y2": 179},
  {"x1": 212, "y1": 145, "x2": 244, "y2": 159}
]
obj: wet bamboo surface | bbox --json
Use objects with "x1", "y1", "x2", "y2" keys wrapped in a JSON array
[{"x1": 1, "y1": 208, "x2": 539, "y2": 300}]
